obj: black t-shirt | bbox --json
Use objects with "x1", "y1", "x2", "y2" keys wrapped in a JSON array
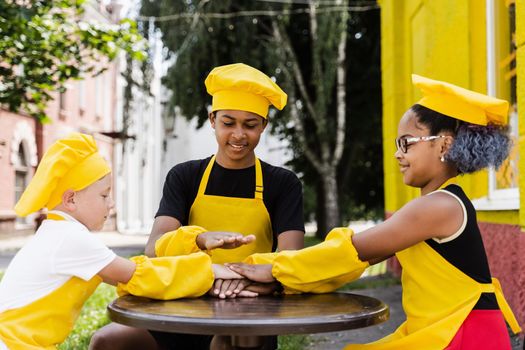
[{"x1": 156, "y1": 156, "x2": 305, "y2": 239}]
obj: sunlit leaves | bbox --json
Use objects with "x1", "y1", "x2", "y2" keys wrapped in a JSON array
[{"x1": 0, "y1": 0, "x2": 147, "y2": 122}]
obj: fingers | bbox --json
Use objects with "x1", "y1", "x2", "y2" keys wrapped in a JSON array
[
  {"x1": 245, "y1": 282, "x2": 281, "y2": 295},
  {"x1": 226, "y1": 263, "x2": 256, "y2": 279},
  {"x1": 206, "y1": 232, "x2": 256, "y2": 249},
  {"x1": 212, "y1": 264, "x2": 244, "y2": 279},
  {"x1": 205, "y1": 238, "x2": 224, "y2": 250},
  {"x1": 227, "y1": 263, "x2": 275, "y2": 283},
  {"x1": 210, "y1": 279, "x2": 251, "y2": 299},
  {"x1": 229, "y1": 279, "x2": 251, "y2": 294},
  {"x1": 213, "y1": 279, "x2": 223, "y2": 297},
  {"x1": 242, "y1": 234, "x2": 256, "y2": 244},
  {"x1": 237, "y1": 290, "x2": 258, "y2": 298},
  {"x1": 219, "y1": 279, "x2": 233, "y2": 298}
]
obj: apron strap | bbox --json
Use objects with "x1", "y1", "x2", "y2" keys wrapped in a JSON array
[
  {"x1": 47, "y1": 210, "x2": 73, "y2": 221},
  {"x1": 254, "y1": 158, "x2": 263, "y2": 200},
  {"x1": 197, "y1": 155, "x2": 216, "y2": 196},
  {"x1": 198, "y1": 155, "x2": 264, "y2": 200},
  {"x1": 490, "y1": 278, "x2": 522, "y2": 334},
  {"x1": 46, "y1": 213, "x2": 66, "y2": 221}
]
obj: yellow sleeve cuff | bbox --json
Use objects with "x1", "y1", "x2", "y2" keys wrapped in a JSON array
[
  {"x1": 272, "y1": 227, "x2": 368, "y2": 294},
  {"x1": 117, "y1": 252, "x2": 213, "y2": 300},
  {"x1": 155, "y1": 225, "x2": 207, "y2": 257},
  {"x1": 243, "y1": 252, "x2": 279, "y2": 264}
]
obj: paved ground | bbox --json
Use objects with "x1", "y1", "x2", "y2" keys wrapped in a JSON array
[
  {"x1": 306, "y1": 285, "x2": 404, "y2": 349},
  {"x1": 0, "y1": 231, "x2": 523, "y2": 349}
]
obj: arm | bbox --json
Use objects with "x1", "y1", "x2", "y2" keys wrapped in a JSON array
[
  {"x1": 272, "y1": 171, "x2": 305, "y2": 252},
  {"x1": 230, "y1": 192, "x2": 463, "y2": 293},
  {"x1": 101, "y1": 253, "x2": 215, "y2": 300},
  {"x1": 154, "y1": 224, "x2": 257, "y2": 258},
  {"x1": 145, "y1": 216, "x2": 181, "y2": 257},
  {"x1": 97, "y1": 256, "x2": 135, "y2": 285},
  {"x1": 230, "y1": 227, "x2": 368, "y2": 293},
  {"x1": 352, "y1": 192, "x2": 464, "y2": 261},
  {"x1": 146, "y1": 163, "x2": 193, "y2": 257},
  {"x1": 277, "y1": 230, "x2": 304, "y2": 251}
]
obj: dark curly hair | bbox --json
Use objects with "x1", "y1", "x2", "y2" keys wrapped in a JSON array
[{"x1": 410, "y1": 104, "x2": 511, "y2": 174}]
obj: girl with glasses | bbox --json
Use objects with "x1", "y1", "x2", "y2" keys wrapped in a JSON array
[{"x1": 229, "y1": 74, "x2": 521, "y2": 350}]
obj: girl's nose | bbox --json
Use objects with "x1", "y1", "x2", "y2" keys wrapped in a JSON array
[{"x1": 394, "y1": 148, "x2": 403, "y2": 160}]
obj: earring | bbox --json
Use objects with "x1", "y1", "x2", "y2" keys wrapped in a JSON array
[{"x1": 440, "y1": 156, "x2": 445, "y2": 162}]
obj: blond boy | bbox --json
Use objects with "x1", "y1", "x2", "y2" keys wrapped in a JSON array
[{"x1": 0, "y1": 133, "x2": 250, "y2": 350}]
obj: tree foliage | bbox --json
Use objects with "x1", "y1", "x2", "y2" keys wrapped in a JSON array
[
  {"x1": 139, "y1": 0, "x2": 383, "y2": 234},
  {"x1": 0, "y1": 0, "x2": 146, "y2": 122}
]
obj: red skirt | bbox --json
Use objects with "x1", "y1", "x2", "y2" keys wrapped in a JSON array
[{"x1": 444, "y1": 310, "x2": 511, "y2": 350}]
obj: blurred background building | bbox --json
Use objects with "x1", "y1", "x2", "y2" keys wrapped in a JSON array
[{"x1": 0, "y1": 1, "x2": 119, "y2": 233}]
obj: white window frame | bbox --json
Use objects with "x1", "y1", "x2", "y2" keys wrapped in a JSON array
[{"x1": 472, "y1": 0, "x2": 519, "y2": 211}]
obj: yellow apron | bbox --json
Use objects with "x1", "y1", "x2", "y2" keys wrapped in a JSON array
[
  {"x1": 0, "y1": 213, "x2": 102, "y2": 350},
  {"x1": 0, "y1": 276, "x2": 101, "y2": 350},
  {"x1": 344, "y1": 241, "x2": 521, "y2": 350},
  {"x1": 188, "y1": 155, "x2": 273, "y2": 264}
]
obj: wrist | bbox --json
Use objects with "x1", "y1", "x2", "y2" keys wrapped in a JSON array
[{"x1": 196, "y1": 234, "x2": 205, "y2": 250}]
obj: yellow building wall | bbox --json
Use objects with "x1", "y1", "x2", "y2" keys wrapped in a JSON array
[
  {"x1": 380, "y1": 0, "x2": 523, "y2": 228},
  {"x1": 518, "y1": 0, "x2": 525, "y2": 228}
]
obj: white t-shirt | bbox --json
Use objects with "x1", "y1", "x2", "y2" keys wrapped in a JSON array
[{"x1": 0, "y1": 212, "x2": 116, "y2": 314}]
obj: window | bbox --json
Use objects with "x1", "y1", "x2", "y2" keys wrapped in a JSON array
[
  {"x1": 14, "y1": 143, "x2": 29, "y2": 225},
  {"x1": 476, "y1": 0, "x2": 519, "y2": 210}
]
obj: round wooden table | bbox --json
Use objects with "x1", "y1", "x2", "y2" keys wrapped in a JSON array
[{"x1": 108, "y1": 292, "x2": 389, "y2": 344}]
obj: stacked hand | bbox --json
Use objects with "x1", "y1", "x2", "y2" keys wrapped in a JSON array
[
  {"x1": 196, "y1": 231, "x2": 256, "y2": 250},
  {"x1": 199, "y1": 232, "x2": 280, "y2": 299},
  {"x1": 210, "y1": 263, "x2": 278, "y2": 299}
]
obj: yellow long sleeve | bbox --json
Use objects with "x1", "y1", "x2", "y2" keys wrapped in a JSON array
[
  {"x1": 155, "y1": 225, "x2": 207, "y2": 257},
  {"x1": 117, "y1": 252, "x2": 213, "y2": 300},
  {"x1": 271, "y1": 227, "x2": 368, "y2": 293},
  {"x1": 243, "y1": 252, "x2": 279, "y2": 264}
]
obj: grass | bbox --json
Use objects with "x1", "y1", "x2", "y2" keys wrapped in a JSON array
[
  {"x1": 58, "y1": 283, "x2": 117, "y2": 350},
  {"x1": 278, "y1": 334, "x2": 312, "y2": 349}
]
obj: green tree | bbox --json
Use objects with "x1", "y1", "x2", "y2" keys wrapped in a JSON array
[
  {"x1": 140, "y1": 0, "x2": 382, "y2": 236},
  {"x1": 0, "y1": 0, "x2": 146, "y2": 123}
]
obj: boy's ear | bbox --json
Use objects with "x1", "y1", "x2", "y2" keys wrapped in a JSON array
[
  {"x1": 261, "y1": 117, "x2": 268, "y2": 131},
  {"x1": 209, "y1": 112, "x2": 216, "y2": 129},
  {"x1": 61, "y1": 190, "x2": 77, "y2": 211}
]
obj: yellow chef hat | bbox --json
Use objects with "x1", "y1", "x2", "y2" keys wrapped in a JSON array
[
  {"x1": 14, "y1": 133, "x2": 111, "y2": 217},
  {"x1": 205, "y1": 63, "x2": 287, "y2": 118},
  {"x1": 412, "y1": 74, "x2": 509, "y2": 125}
]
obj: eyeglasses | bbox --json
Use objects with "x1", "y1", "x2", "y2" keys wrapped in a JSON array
[{"x1": 395, "y1": 135, "x2": 446, "y2": 153}]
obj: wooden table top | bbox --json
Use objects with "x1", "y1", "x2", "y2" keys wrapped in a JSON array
[{"x1": 108, "y1": 292, "x2": 389, "y2": 336}]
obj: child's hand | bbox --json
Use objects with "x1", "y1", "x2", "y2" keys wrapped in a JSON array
[
  {"x1": 245, "y1": 282, "x2": 283, "y2": 295},
  {"x1": 210, "y1": 264, "x2": 258, "y2": 298},
  {"x1": 209, "y1": 278, "x2": 257, "y2": 299},
  {"x1": 197, "y1": 232, "x2": 256, "y2": 250},
  {"x1": 226, "y1": 263, "x2": 275, "y2": 283}
]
